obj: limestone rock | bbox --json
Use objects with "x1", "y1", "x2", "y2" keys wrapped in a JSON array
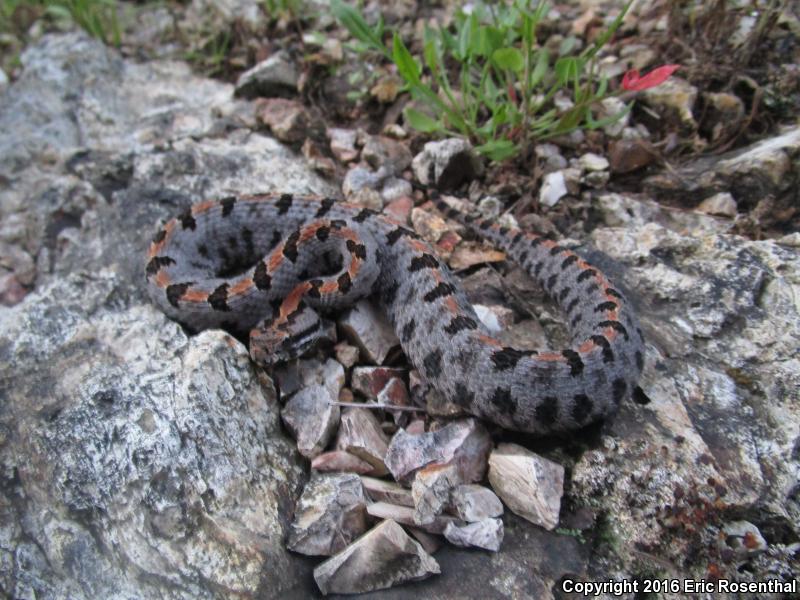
[
  {"x1": 384, "y1": 418, "x2": 492, "y2": 483},
  {"x1": 443, "y1": 518, "x2": 504, "y2": 552},
  {"x1": 411, "y1": 138, "x2": 484, "y2": 189},
  {"x1": 412, "y1": 463, "x2": 462, "y2": 525},
  {"x1": 335, "y1": 407, "x2": 390, "y2": 476},
  {"x1": 539, "y1": 170, "x2": 568, "y2": 207},
  {"x1": 696, "y1": 192, "x2": 737, "y2": 218},
  {"x1": 362, "y1": 134, "x2": 413, "y2": 174},
  {"x1": 360, "y1": 476, "x2": 414, "y2": 507},
  {"x1": 0, "y1": 271, "x2": 306, "y2": 599},
  {"x1": 488, "y1": 443, "x2": 564, "y2": 530},
  {"x1": 311, "y1": 450, "x2": 374, "y2": 475},
  {"x1": 366, "y1": 502, "x2": 457, "y2": 535},
  {"x1": 286, "y1": 473, "x2": 369, "y2": 556},
  {"x1": 578, "y1": 152, "x2": 609, "y2": 172},
  {"x1": 338, "y1": 300, "x2": 400, "y2": 365},
  {"x1": 313, "y1": 520, "x2": 440, "y2": 595},
  {"x1": 281, "y1": 384, "x2": 340, "y2": 459},
  {"x1": 235, "y1": 51, "x2": 299, "y2": 99},
  {"x1": 273, "y1": 357, "x2": 345, "y2": 399},
  {"x1": 449, "y1": 484, "x2": 504, "y2": 522}
]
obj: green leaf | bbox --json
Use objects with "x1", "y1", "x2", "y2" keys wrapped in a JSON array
[
  {"x1": 392, "y1": 33, "x2": 420, "y2": 85},
  {"x1": 586, "y1": 101, "x2": 633, "y2": 129},
  {"x1": 475, "y1": 139, "x2": 518, "y2": 161},
  {"x1": 45, "y1": 5, "x2": 73, "y2": 20},
  {"x1": 553, "y1": 106, "x2": 586, "y2": 133},
  {"x1": 529, "y1": 48, "x2": 549, "y2": 88},
  {"x1": 492, "y1": 47, "x2": 524, "y2": 72},
  {"x1": 583, "y1": 0, "x2": 635, "y2": 60},
  {"x1": 403, "y1": 107, "x2": 441, "y2": 133},
  {"x1": 558, "y1": 36, "x2": 578, "y2": 56},
  {"x1": 554, "y1": 56, "x2": 583, "y2": 86},
  {"x1": 423, "y1": 35, "x2": 440, "y2": 73},
  {"x1": 331, "y1": 0, "x2": 386, "y2": 55},
  {"x1": 482, "y1": 26, "x2": 506, "y2": 56}
]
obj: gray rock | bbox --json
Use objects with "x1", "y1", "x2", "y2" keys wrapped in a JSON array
[
  {"x1": 281, "y1": 384, "x2": 340, "y2": 458},
  {"x1": 286, "y1": 473, "x2": 369, "y2": 556},
  {"x1": 411, "y1": 138, "x2": 484, "y2": 189},
  {"x1": 313, "y1": 519, "x2": 440, "y2": 595},
  {"x1": 0, "y1": 271, "x2": 306, "y2": 599},
  {"x1": 381, "y1": 176, "x2": 413, "y2": 202},
  {"x1": 184, "y1": 0, "x2": 263, "y2": 29},
  {"x1": 342, "y1": 165, "x2": 388, "y2": 198},
  {"x1": 235, "y1": 51, "x2": 299, "y2": 98},
  {"x1": 488, "y1": 443, "x2": 564, "y2": 531},
  {"x1": 311, "y1": 450, "x2": 374, "y2": 475},
  {"x1": 360, "y1": 476, "x2": 415, "y2": 507},
  {"x1": 366, "y1": 502, "x2": 458, "y2": 535},
  {"x1": 569, "y1": 208, "x2": 800, "y2": 584},
  {"x1": 583, "y1": 169, "x2": 610, "y2": 188},
  {"x1": 645, "y1": 125, "x2": 800, "y2": 218},
  {"x1": 449, "y1": 485, "x2": 504, "y2": 522},
  {"x1": 335, "y1": 407, "x2": 390, "y2": 476},
  {"x1": 535, "y1": 143, "x2": 567, "y2": 173},
  {"x1": 385, "y1": 419, "x2": 492, "y2": 483},
  {"x1": 0, "y1": 32, "x2": 238, "y2": 177},
  {"x1": 327, "y1": 127, "x2": 359, "y2": 163},
  {"x1": 443, "y1": 518, "x2": 504, "y2": 552},
  {"x1": 338, "y1": 299, "x2": 400, "y2": 365},
  {"x1": 412, "y1": 464, "x2": 462, "y2": 525},
  {"x1": 273, "y1": 357, "x2": 345, "y2": 398},
  {"x1": 333, "y1": 341, "x2": 359, "y2": 368},
  {"x1": 362, "y1": 135, "x2": 413, "y2": 174}
]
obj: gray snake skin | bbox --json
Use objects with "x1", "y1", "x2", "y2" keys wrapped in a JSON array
[{"x1": 146, "y1": 193, "x2": 645, "y2": 434}]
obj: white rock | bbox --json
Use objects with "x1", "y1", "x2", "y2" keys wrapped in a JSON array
[
  {"x1": 696, "y1": 192, "x2": 737, "y2": 218},
  {"x1": 487, "y1": 443, "x2": 564, "y2": 530},
  {"x1": 443, "y1": 518, "x2": 504, "y2": 552},
  {"x1": 578, "y1": 152, "x2": 610, "y2": 172},
  {"x1": 449, "y1": 484, "x2": 503, "y2": 522},
  {"x1": 539, "y1": 171, "x2": 568, "y2": 207},
  {"x1": 597, "y1": 96, "x2": 630, "y2": 137}
]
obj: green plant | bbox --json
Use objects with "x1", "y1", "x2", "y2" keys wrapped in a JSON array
[
  {"x1": 1, "y1": 0, "x2": 121, "y2": 45},
  {"x1": 44, "y1": 0, "x2": 121, "y2": 45},
  {"x1": 333, "y1": 0, "x2": 636, "y2": 161},
  {"x1": 263, "y1": 0, "x2": 303, "y2": 21}
]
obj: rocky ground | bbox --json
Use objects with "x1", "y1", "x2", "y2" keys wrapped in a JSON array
[{"x1": 1, "y1": 1, "x2": 799, "y2": 598}]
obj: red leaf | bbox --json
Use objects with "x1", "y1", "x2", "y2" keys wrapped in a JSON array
[{"x1": 622, "y1": 64, "x2": 680, "y2": 91}]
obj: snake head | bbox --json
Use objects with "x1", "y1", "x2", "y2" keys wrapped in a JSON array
[{"x1": 249, "y1": 303, "x2": 323, "y2": 367}]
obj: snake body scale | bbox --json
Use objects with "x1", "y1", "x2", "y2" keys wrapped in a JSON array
[{"x1": 146, "y1": 193, "x2": 644, "y2": 434}]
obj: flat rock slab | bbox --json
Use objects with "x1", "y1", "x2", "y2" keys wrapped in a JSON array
[{"x1": 313, "y1": 519, "x2": 440, "y2": 595}]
